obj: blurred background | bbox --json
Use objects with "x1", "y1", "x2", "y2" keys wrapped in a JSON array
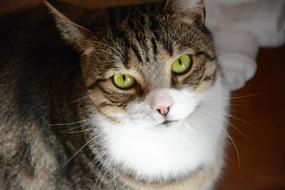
[{"x1": 1, "y1": 0, "x2": 285, "y2": 189}]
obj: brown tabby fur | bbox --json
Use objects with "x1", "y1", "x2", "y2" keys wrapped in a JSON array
[{"x1": 0, "y1": 0, "x2": 218, "y2": 189}]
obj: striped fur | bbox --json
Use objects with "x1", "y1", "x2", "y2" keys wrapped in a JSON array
[{"x1": 0, "y1": 0, "x2": 229, "y2": 190}]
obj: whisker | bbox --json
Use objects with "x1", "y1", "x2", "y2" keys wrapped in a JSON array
[
  {"x1": 230, "y1": 92, "x2": 261, "y2": 100},
  {"x1": 94, "y1": 152, "x2": 109, "y2": 183},
  {"x1": 113, "y1": 168, "x2": 119, "y2": 190},
  {"x1": 49, "y1": 119, "x2": 90, "y2": 127},
  {"x1": 198, "y1": 108, "x2": 251, "y2": 142},
  {"x1": 63, "y1": 136, "x2": 97, "y2": 168},
  {"x1": 199, "y1": 107, "x2": 250, "y2": 124},
  {"x1": 60, "y1": 123, "x2": 89, "y2": 132},
  {"x1": 202, "y1": 101, "x2": 246, "y2": 107},
  {"x1": 224, "y1": 129, "x2": 241, "y2": 168},
  {"x1": 226, "y1": 119, "x2": 251, "y2": 143},
  {"x1": 105, "y1": 165, "x2": 123, "y2": 186},
  {"x1": 194, "y1": 111, "x2": 241, "y2": 168},
  {"x1": 59, "y1": 128, "x2": 94, "y2": 134},
  {"x1": 99, "y1": 158, "x2": 114, "y2": 187},
  {"x1": 95, "y1": 157, "x2": 112, "y2": 187},
  {"x1": 121, "y1": 181, "x2": 129, "y2": 190}
]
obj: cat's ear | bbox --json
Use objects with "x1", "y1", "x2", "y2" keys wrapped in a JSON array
[
  {"x1": 45, "y1": 1, "x2": 92, "y2": 51},
  {"x1": 164, "y1": 0, "x2": 205, "y2": 24}
]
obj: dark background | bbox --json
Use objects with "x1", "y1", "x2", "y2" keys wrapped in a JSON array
[{"x1": 1, "y1": 1, "x2": 285, "y2": 189}]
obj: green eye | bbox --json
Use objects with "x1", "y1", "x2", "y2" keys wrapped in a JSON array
[
  {"x1": 113, "y1": 74, "x2": 135, "y2": 89},
  {"x1": 172, "y1": 54, "x2": 192, "y2": 74}
]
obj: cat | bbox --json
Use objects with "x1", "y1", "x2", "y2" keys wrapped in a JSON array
[{"x1": 0, "y1": 0, "x2": 230, "y2": 189}]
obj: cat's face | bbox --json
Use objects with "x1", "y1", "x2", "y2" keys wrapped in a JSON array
[
  {"x1": 47, "y1": 0, "x2": 229, "y2": 186},
  {"x1": 84, "y1": 14, "x2": 217, "y2": 124}
]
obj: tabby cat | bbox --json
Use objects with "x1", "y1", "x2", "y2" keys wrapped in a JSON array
[{"x1": 0, "y1": 0, "x2": 230, "y2": 189}]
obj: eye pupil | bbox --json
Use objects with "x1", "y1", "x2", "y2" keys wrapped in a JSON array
[{"x1": 122, "y1": 75, "x2": 126, "y2": 81}]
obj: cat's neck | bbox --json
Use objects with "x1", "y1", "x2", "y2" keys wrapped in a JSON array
[{"x1": 116, "y1": 166, "x2": 215, "y2": 190}]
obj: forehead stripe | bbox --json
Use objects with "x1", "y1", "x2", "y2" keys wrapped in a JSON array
[{"x1": 130, "y1": 43, "x2": 143, "y2": 63}]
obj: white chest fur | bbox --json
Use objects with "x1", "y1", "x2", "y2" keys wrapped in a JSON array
[{"x1": 92, "y1": 78, "x2": 229, "y2": 184}]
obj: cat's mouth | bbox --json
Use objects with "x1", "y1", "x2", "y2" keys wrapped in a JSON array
[
  {"x1": 157, "y1": 119, "x2": 179, "y2": 127},
  {"x1": 157, "y1": 106, "x2": 200, "y2": 128}
]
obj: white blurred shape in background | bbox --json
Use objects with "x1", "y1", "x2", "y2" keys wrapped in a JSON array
[{"x1": 206, "y1": 0, "x2": 285, "y2": 90}]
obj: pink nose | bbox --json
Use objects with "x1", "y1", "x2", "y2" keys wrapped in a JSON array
[
  {"x1": 149, "y1": 89, "x2": 173, "y2": 116},
  {"x1": 157, "y1": 106, "x2": 170, "y2": 116}
]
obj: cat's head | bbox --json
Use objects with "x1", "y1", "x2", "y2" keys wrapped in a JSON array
[
  {"x1": 46, "y1": 0, "x2": 216, "y2": 124},
  {"x1": 47, "y1": 0, "x2": 229, "y2": 185}
]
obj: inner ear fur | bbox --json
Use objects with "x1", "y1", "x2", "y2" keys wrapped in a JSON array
[{"x1": 45, "y1": 0, "x2": 93, "y2": 51}]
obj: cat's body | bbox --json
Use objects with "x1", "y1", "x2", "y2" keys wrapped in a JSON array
[
  {"x1": 0, "y1": 1, "x2": 230, "y2": 189},
  {"x1": 0, "y1": 7, "x2": 85, "y2": 189}
]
